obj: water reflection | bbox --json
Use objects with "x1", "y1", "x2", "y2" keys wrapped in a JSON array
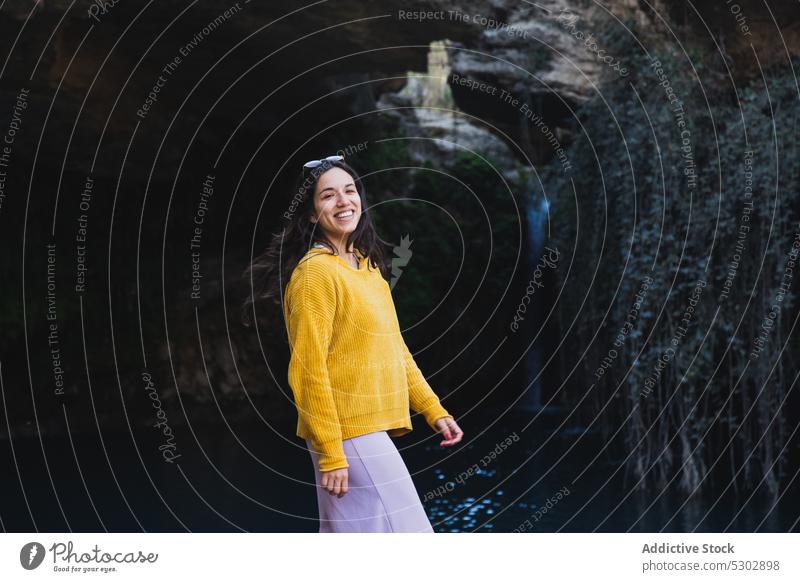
[{"x1": 411, "y1": 415, "x2": 798, "y2": 533}]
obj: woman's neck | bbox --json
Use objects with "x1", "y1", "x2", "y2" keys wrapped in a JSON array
[{"x1": 329, "y1": 238, "x2": 353, "y2": 257}]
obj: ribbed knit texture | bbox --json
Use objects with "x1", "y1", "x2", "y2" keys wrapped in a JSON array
[{"x1": 283, "y1": 246, "x2": 452, "y2": 471}]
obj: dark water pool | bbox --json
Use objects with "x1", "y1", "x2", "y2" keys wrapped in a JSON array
[{"x1": 1, "y1": 410, "x2": 796, "y2": 532}]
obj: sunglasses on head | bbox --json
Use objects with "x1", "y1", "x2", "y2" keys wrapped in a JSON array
[{"x1": 303, "y1": 155, "x2": 343, "y2": 169}]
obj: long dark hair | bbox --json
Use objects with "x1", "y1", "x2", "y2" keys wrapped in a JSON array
[{"x1": 241, "y1": 159, "x2": 388, "y2": 327}]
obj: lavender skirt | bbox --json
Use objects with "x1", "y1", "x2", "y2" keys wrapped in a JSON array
[{"x1": 306, "y1": 430, "x2": 434, "y2": 533}]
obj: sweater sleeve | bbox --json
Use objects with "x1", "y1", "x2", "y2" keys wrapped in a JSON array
[
  {"x1": 401, "y1": 337, "x2": 453, "y2": 431},
  {"x1": 285, "y1": 262, "x2": 348, "y2": 472}
]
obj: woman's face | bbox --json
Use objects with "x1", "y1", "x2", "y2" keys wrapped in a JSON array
[{"x1": 309, "y1": 167, "x2": 362, "y2": 240}]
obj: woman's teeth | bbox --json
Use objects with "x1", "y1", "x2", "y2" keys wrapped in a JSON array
[{"x1": 334, "y1": 210, "x2": 354, "y2": 220}]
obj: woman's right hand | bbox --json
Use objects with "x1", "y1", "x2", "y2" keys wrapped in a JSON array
[{"x1": 320, "y1": 467, "x2": 349, "y2": 498}]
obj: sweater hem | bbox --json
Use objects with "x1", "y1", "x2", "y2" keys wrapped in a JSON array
[{"x1": 297, "y1": 407, "x2": 414, "y2": 442}]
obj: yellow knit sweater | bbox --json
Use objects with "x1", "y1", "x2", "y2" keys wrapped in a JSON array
[{"x1": 283, "y1": 246, "x2": 452, "y2": 471}]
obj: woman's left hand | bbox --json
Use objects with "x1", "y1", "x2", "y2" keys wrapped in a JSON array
[{"x1": 434, "y1": 416, "x2": 463, "y2": 446}]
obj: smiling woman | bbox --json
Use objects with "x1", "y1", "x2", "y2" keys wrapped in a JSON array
[{"x1": 241, "y1": 155, "x2": 463, "y2": 532}]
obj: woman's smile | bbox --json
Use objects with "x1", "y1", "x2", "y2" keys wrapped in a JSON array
[{"x1": 333, "y1": 208, "x2": 356, "y2": 222}]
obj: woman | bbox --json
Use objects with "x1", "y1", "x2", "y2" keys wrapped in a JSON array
[{"x1": 242, "y1": 155, "x2": 463, "y2": 532}]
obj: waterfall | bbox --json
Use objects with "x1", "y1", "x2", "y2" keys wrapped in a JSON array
[{"x1": 520, "y1": 193, "x2": 550, "y2": 411}]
